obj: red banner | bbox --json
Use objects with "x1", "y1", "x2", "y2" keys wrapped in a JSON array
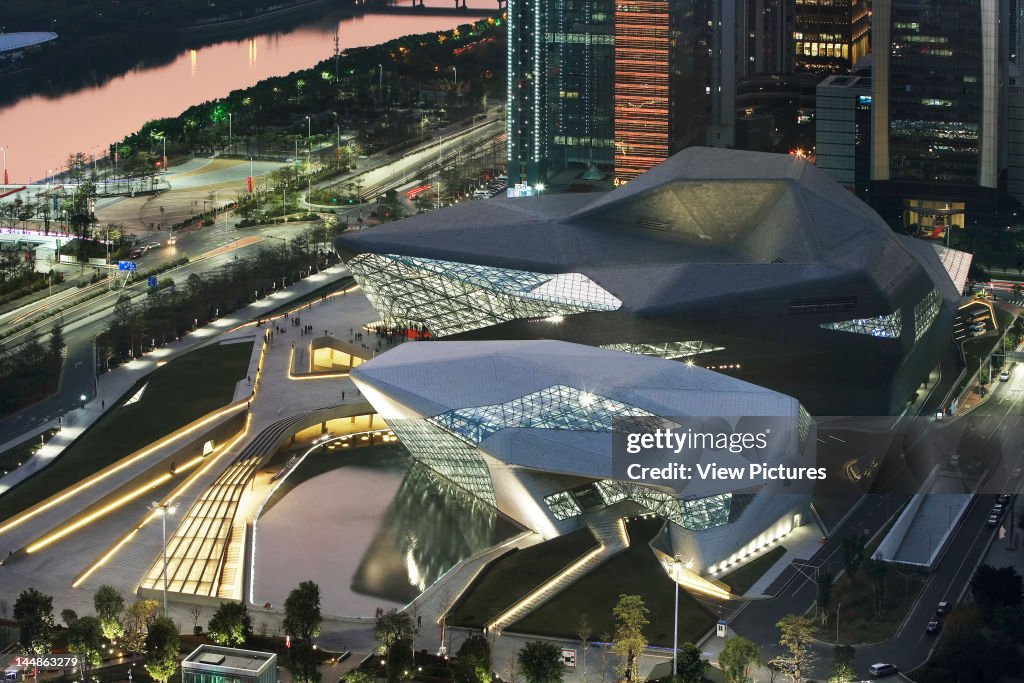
[{"x1": 247, "y1": 176, "x2": 254, "y2": 193}]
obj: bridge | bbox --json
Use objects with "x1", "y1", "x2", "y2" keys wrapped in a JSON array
[{"x1": 356, "y1": 0, "x2": 505, "y2": 14}]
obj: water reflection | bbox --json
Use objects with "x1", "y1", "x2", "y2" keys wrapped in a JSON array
[
  {"x1": 352, "y1": 465, "x2": 521, "y2": 604},
  {"x1": 253, "y1": 443, "x2": 519, "y2": 615},
  {"x1": 0, "y1": 2, "x2": 498, "y2": 183}
]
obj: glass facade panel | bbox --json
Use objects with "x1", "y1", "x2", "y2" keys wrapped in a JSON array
[
  {"x1": 914, "y1": 288, "x2": 943, "y2": 342},
  {"x1": 820, "y1": 310, "x2": 902, "y2": 338},
  {"x1": 386, "y1": 419, "x2": 496, "y2": 505},
  {"x1": 888, "y1": 1, "x2": 982, "y2": 185},
  {"x1": 594, "y1": 481, "x2": 734, "y2": 531},
  {"x1": 544, "y1": 490, "x2": 584, "y2": 520},
  {"x1": 348, "y1": 253, "x2": 621, "y2": 338},
  {"x1": 601, "y1": 340, "x2": 725, "y2": 359},
  {"x1": 429, "y1": 384, "x2": 660, "y2": 445}
]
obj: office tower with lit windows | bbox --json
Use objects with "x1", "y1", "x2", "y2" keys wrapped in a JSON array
[
  {"x1": 613, "y1": 0, "x2": 672, "y2": 183},
  {"x1": 871, "y1": 0, "x2": 1007, "y2": 226},
  {"x1": 507, "y1": 0, "x2": 616, "y2": 185},
  {"x1": 816, "y1": 74, "x2": 872, "y2": 196},
  {"x1": 793, "y1": 0, "x2": 871, "y2": 74}
]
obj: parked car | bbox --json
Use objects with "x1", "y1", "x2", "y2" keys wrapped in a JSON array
[
  {"x1": 868, "y1": 663, "x2": 898, "y2": 677},
  {"x1": 997, "y1": 494, "x2": 1011, "y2": 504},
  {"x1": 1000, "y1": 370, "x2": 1011, "y2": 381},
  {"x1": 926, "y1": 619, "x2": 942, "y2": 634},
  {"x1": 987, "y1": 514, "x2": 1000, "y2": 527},
  {"x1": 992, "y1": 504, "x2": 1005, "y2": 516},
  {"x1": 936, "y1": 601, "x2": 952, "y2": 615}
]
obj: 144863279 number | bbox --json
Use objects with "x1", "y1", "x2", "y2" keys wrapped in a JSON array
[{"x1": 10, "y1": 655, "x2": 81, "y2": 669}]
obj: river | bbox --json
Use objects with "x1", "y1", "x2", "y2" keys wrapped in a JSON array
[{"x1": 0, "y1": 1, "x2": 497, "y2": 184}]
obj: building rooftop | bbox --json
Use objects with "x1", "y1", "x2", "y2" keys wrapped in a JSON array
[
  {"x1": 0, "y1": 32, "x2": 58, "y2": 53},
  {"x1": 182, "y1": 645, "x2": 276, "y2": 676}
]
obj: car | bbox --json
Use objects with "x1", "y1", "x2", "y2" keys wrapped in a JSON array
[
  {"x1": 1001, "y1": 370, "x2": 1011, "y2": 381},
  {"x1": 927, "y1": 619, "x2": 942, "y2": 634},
  {"x1": 1013, "y1": 468, "x2": 1023, "y2": 479},
  {"x1": 987, "y1": 514, "x2": 1000, "y2": 526},
  {"x1": 868, "y1": 663, "x2": 898, "y2": 677},
  {"x1": 992, "y1": 504, "x2": 1005, "y2": 515},
  {"x1": 997, "y1": 494, "x2": 1011, "y2": 504},
  {"x1": 936, "y1": 601, "x2": 952, "y2": 614},
  {"x1": 128, "y1": 248, "x2": 144, "y2": 259}
]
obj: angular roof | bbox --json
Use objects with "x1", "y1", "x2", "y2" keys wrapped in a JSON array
[
  {"x1": 337, "y1": 147, "x2": 957, "y2": 310},
  {"x1": 351, "y1": 340, "x2": 799, "y2": 419},
  {"x1": 352, "y1": 340, "x2": 804, "y2": 490}
]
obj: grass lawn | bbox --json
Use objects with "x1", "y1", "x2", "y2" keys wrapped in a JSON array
[
  {"x1": 0, "y1": 428, "x2": 58, "y2": 477},
  {"x1": 447, "y1": 528, "x2": 599, "y2": 628},
  {"x1": 510, "y1": 518, "x2": 716, "y2": 647},
  {"x1": 0, "y1": 341, "x2": 253, "y2": 523},
  {"x1": 812, "y1": 567, "x2": 928, "y2": 645},
  {"x1": 719, "y1": 545, "x2": 787, "y2": 595}
]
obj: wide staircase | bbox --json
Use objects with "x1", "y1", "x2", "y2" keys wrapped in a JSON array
[{"x1": 484, "y1": 506, "x2": 633, "y2": 632}]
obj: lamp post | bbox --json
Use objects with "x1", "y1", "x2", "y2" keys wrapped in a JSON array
[
  {"x1": 836, "y1": 603, "x2": 841, "y2": 644},
  {"x1": 148, "y1": 501, "x2": 178, "y2": 615},
  {"x1": 672, "y1": 556, "x2": 681, "y2": 677},
  {"x1": 228, "y1": 113, "x2": 233, "y2": 154},
  {"x1": 378, "y1": 64, "x2": 383, "y2": 93},
  {"x1": 451, "y1": 66, "x2": 458, "y2": 103}
]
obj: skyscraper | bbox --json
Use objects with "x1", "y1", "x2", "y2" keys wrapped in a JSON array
[
  {"x1": 793, "y1": 0, "x2": 871, "y2": 74},
  {"x1": 613, "y1": 0, "x2": 672, "y2": 183},
  {"x1": 871, "y1": 0, "x2": 1006, "y2": 227}
]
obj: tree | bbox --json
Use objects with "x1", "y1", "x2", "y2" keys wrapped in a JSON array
[
  {"x1": 840, "y1": 533, "x2": 865, "y2": 583},
  {"x1": 385, "y1": 639, "x2": 415, "y2": 683},
  {"x1": 672, "y1": 642, "x2": 709, "y2": 683},
  {"x1": 612, "y1": 594, "x2": 648, "y2": 683},
  {"x1": 517, "y1": 641, "x2": 563, "y2": 683},
  {"x1": 190, "y1": 605, "x2": 203, "y2": 635},
  {"x1": 375, "y1": 609, "x2": 416, "y2": 655},
  {"x1": 719, "y1": 637, "x2": 760, "y2": 683},
  {"x1": 576, "y1": 614, "x2": 592, "y2": 683},
  {"x1": 342, "y1": 672, "x2": 375, "y2": 683},
  {"x1": 14, "y1": 588, "x2": 55, "y2": 655},
  {"x1": 816, "y1": 571, "x2": 834, "y2": 626},
  {"x1": 68, "y1": 616, "x2": 104, "y2": 679},
  {"x1": 145, "y1": 616, "x2": 181, "y2": 683},
  {"x1": 94, "y1": 584, "x2": 126, "y2": 641},
  {"x1": 283, "y1": 580, "x2": 322, "y2": 644},
  {"x1": 289, "y1": 640, "x2": 322, "y2": 683},
  {"x1": 970, "y1": 564, "x2": 1023, "y2": 615},
  {"x1": 828, "y1": 645, "x2": 856, "y2": 683},
  {"x1": 769, "y1": 615, "x2": 816, "y2": 683},
  {"x1": 454, "y1": 635, "x2": 493, "y2": 683},
  {"x1": 123, "y1": 599, "x2": 161, "y2": 654},
  {"x1": 208, "y1": 601, "x2": 252, "y2": 647},
  {"x1": 49, "y1": 322, "x2": 64, "y2": 361},
  {"x1": 863, "y1": 559, "x2": 889, "y2": 617},
  {"x1": 61, "y1": 609, "x2": 78, "y2": 628}
]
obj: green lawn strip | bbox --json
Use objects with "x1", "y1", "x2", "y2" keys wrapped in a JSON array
[
  {"x1": 447, "y1": 528, "x2": 599, "y2": 628},
  {"x1": 0, "y1": 428, "x2": 58, "y2": 478},
  {"x1": 719, "y1": 545, "x2": 787, "y2": 595},
  {"x1": 509, "y1": 518, "x2": 716, "y2": 647},
  {"x1": 811, "y1": 567, "x2": 928, "y2": 645},
  {"x1": 0, "y1": 341, "x2": 253, "y2": 523},
  {"x1": 256, "y1": 275, "x2": 355, "y2": 319}
]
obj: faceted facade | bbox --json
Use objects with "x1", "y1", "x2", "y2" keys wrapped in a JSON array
[
  {"x1": 351, "y1": 340, "x2": 815, "y2": 575},
  {"x1": 337, "y1": 147, "x2": 959, "y2": 416}
]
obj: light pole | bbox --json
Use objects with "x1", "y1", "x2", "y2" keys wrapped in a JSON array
[
  {"x1": 306, "y1": 115, "x2": 311, "y2": 140},
  {"x1": 148, "y1": 501, "x2": 178, "y2": 615},
  {"x1": 672, "y1": 556, "x2": 681, "y2": 677},
  {"x1": 451, "y1": 66, "x2": 458, "y2": 103},
  {"x1": 378, "y1": 64, "x2": 383, "y2": 93},
  {"x1": 228, "y1": 113, "x2": 233, "y2": 154},
  {"x1": 835, "y1": 603, "x2": 841, "y2": 644},
  {"x1": 1, "y1": 145, "x2": 7, "y2": 185}
]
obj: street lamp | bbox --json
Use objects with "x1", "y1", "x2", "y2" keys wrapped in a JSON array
[
  {"x1": 228, "y1": 113, "x2": 233, "y2": 154},
  {"x1": 306, "y1": 115, "x2": 311, "y2": 139},
  {"x1": 672, "y1": 556, "x2": 681, "y2": 677},
  {"x1": 148, "y1": 501, "x2": 178, "y2": 615},
  {"x1": 79, "y1": 393, "x2": 86, "y2": 409},
  {"x1": 451, "y1": 66, "x2": 458, "y2": 102}
]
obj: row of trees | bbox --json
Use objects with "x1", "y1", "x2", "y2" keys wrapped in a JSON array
[
  {"x1": 14, "y1": 584, "x2": 180, "y2": 683},
  {"x1": 96, "y1": 226, "x2": 338, "y2": 367},
  {"x1": 0, "y1": 323, "x2": 63, "y2": 419}
]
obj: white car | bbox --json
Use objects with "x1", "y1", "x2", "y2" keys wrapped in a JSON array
[{"x1": 1000, "y1": 370, "x2": 1011, "y2": 381}]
